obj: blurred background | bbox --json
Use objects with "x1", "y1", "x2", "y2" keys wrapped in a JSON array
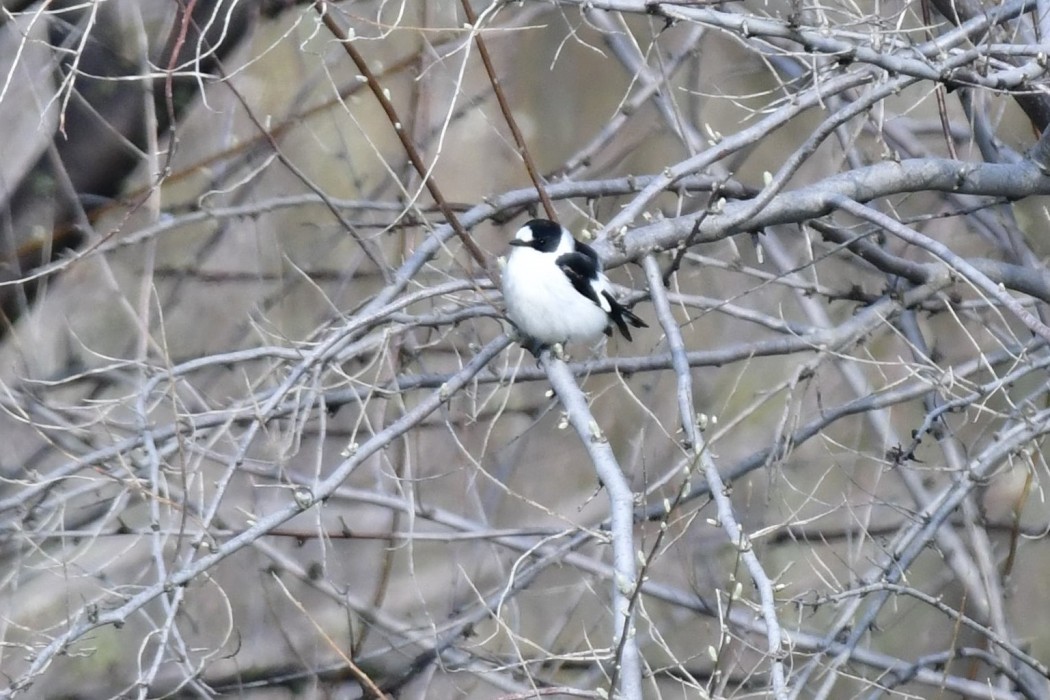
[{"x1": 1, "y1": 1, "x2": 1049, "y2": 698}]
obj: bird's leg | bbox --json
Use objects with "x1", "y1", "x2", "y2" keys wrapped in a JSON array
[
  {"x1": 507, "y1": 323, "x2": 546, "y2": 360},
  {"x1": 522, "y1": 336, "x2": 547, "y2": 360},
  {"x1": 551, "y1": 342, "x2": 568, "y2": 362}
]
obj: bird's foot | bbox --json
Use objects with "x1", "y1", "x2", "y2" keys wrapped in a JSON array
[
  {"x1": 522, "y1": 336, "x2": 548, "y2": 361},
  {"x1": 515, "y1": 335, "x2": 569, "y2": 364}
]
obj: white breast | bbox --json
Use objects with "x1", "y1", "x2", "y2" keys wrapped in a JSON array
[{"x1": 503, "y1": 247, "x2": 610, "y2": 345}]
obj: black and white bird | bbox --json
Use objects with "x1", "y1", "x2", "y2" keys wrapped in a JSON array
[{"x1": 502, "y1": 218, "x2": 647, "y2": 356}]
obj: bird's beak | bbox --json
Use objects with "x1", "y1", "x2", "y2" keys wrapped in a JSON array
[{"x1": 509, "y1": 239, "x2": 530, "y2": 247}]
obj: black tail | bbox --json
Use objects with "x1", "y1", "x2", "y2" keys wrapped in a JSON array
[{"x1": 602, "y1": 292, "x2": 648, "y2": 341}]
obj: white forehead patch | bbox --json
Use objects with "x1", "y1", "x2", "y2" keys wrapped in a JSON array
[{"x1": 514, "y1": 225, "x2": 534, "y2": 244}]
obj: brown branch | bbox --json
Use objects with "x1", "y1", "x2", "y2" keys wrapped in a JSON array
[
  {"x1": 921, "y1": 0, "x2": 958, "y2": 160},
  {"x1": 459, "y1": 0, "x2": 557, "y2": 220},
  {"x1": 165, "y1": 1, "x2": 198, "y2": 128},
  {"x1": 313, "y1": 1, "x2": 493, "y2": 278}
]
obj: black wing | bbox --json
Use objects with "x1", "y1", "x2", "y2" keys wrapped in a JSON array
[
  {"x1": 574, "y1": 240, "x2": 602, "y2": 269},
  {"x1": 602, "y1": 291, "x2": 649, "y2": 341},
  {"x1": 560, "y1": 241, "x2": 649, "y2": 341},
  {"x1": 556, "y1": 251, "x2": 604, "y2": 308}
]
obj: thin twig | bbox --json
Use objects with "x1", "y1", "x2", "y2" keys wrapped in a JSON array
[
  {"x1": 460, "y1": 0, "x2": 556, "y2": 220},
  {"x1": 313, "y1": 1, "x2": 492, "y2": 278},
  {"x1": 828, "y1": 194, "x2": 1050, "y2": 344},
  {"x1": 642, "y1": 255, "x2": 788, "y2": 700}
]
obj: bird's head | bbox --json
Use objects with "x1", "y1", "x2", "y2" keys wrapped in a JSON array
[{"x1": 510, "y1": 219, "x2": 567, "y2": 253}]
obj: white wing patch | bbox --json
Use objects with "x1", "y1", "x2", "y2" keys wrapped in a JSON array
[{"x1": 590, "y1": 274, "x2": 614, "y2": 313}]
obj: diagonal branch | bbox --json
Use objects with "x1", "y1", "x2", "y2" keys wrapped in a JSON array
[
  {"x1": 539, "y1": 351, "x2": 644, "y2": 700},
  {"x1": 642, "y1": 254, "x2": 788, "y2": 700},
  {"x1": 828, "y1": 194, "x2": 1050, "y2": 345},
  {"x1": 459, "y1": 0, "x2": 556, "y2": 220},
  {"x1": 313, "y1": 1, "x2": 491, "y2": 277}
]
